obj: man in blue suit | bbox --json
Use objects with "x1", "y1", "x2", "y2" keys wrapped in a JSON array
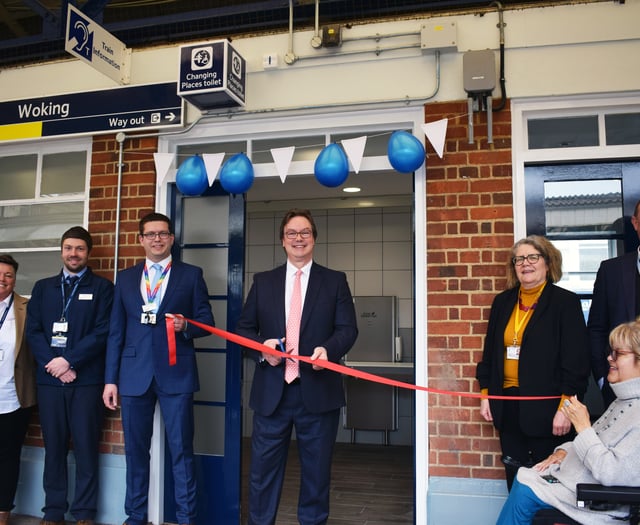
[
  {"x1": 27, "y1": 226, "x2": 114, "y2": 525},
  {"x1": 588, "y1": 200, "x2": 640, "y2": 408},
  {"x1": 237, "y1": 208, "x2": 358, "y2": 525},
  {"x1": 103, "y1": 212, "x2": 214, "y2": 525}
]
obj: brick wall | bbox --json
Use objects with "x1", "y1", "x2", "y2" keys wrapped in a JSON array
[{"x1": 425, "y1": 100, "x2": 514, "y2": 480}]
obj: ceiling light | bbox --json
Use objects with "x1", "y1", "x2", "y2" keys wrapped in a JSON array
[{"x1": 343, "y1": 187, "x2": 361, "y2": 193}]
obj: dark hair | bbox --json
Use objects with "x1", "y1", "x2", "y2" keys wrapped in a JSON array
[
  {"x1": 279, "y1": 208, "x2": 318, "y2": 241},
  {"x1": 61, "y1": 226, "x2": 93, "y2": 252},
  {"x1": 139, "y1": 212, "x2": 174, "y2": 235},
  {"x1": 0, "y1": 254, "x2": 18, "y2": 273}
]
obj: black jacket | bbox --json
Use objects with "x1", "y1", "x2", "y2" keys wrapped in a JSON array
[{"x1": 476, "y1": 282, "x2": 590, "y2": 436}]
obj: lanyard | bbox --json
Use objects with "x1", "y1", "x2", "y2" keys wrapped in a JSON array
[
  {"x1": 143, "y1": 261, "x2": 172, "y2": 304},
  {"x1": 512, "y1": 290, "x2": 541, "y2": 345},
  {"x1": 60, "y1": 274, "x2": 82, "y2": 321},
  {"x1": 0, "y1": 293, "x2": 14, "y2": 331}
]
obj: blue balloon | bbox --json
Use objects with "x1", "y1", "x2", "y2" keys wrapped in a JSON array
[
  {"x1": 176, "y1": 155, "x2": 209, "y2": 196},
  {"x1": 387, "y1": 131, "x2": 426, "y2": 173},
  {"x1": 314, "y1": 143, "x2": 349, "y2": 188},
  {"x1": 219, "y1": 153, "x2": 254, "y2": 194}
]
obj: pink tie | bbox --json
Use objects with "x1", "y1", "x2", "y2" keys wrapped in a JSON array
[{"x1": 285, "y1": 269, "x2": 302, "y2": 383}]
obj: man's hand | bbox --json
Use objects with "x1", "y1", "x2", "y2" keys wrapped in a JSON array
[
  {"x1": 262, "y1": 338, "x2": 286, "y2": 366},
  {"x1": 310, "y1": 346, "x2": 328, "y2": 370},
  {"x1": 103, "y1": 384, "x2": 119, "y2": 410},
  {"x1": 45, "y1": 356, "x2": 71, "y2": 378},
  {"x1": 58, "y1": 369, "x2": 77, "y2": 383}
]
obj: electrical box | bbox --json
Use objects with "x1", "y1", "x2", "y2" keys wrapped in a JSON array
[
  {"x1": 322, "y1": 24, "x2": 342, "y2": 47},
  {"x1": 463, "y1": 49, "x2": 496, "y2": 94},
  {"x1": 420, "y1": 21, "x2": 458, "y2": 53}
]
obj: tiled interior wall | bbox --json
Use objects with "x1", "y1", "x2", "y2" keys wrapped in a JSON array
[{"x1": 242, "y1": 205, "x2": 415, "y2": 445}]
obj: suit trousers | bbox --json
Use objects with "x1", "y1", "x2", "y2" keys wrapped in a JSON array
[
  {"x1": 0, "y1": 406, "x2": 32, "y2": 511},
  {"x1": 248, "y1": 382, "x2": 340, "y2": 525},
  {"x1": 120, "y1": 379, "x2": 196, "y2": 525},
  {"x1": 38, "y1": 384, "x2": 103, "y2": 521}
]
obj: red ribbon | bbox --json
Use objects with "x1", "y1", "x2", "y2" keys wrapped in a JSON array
[
  {"x1": 165, "y1": 316, "x2": 177, "y2": 366},
  {"x1": 165, "y1": 316, "x2": 561, "y2": 401}
]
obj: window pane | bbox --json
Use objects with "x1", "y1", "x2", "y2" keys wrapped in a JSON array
[
  {"x1": 528, "y1": 116, "x2": 599, "y2": 149},
  {"x1": 605, "y1": 113, "x2": 640, "y2": 146},
  {"x1": 252, "y1": 136, "x2": 324, "y2": 163},
  {"x1": 0, "y1": 202, "x2": 84, "y2": 249},
  {"x1": 543, "y1": 179, "x2": 622, "y2": 236},
  {"x1": 41, "y1": 151, "x2": 87, "y2": 196},
  {"x1": 12, "y1": 250, "x2": 63, "y2": 296},
  {"x1": 0, "y1": 154, "x2": 37, "y2": 199},
  {"x1": 554, "y1": 239, "x2": 611, "y2": 295}
]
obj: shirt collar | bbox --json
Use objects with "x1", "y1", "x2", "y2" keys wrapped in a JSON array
[{"x1": 146, "y1": 256, "x2": 172, "y2": 269}]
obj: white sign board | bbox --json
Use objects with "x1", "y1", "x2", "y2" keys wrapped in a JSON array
[{"x1": 65, "y1": 4, "x2": 131, "y2": 85}]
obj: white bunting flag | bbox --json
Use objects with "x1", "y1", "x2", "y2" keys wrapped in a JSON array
[
  {"x1": 341, "y1": 136, "x2": 367, "y2": 174},
  {"x1": 153, "y1": 152, "x2": 175, "y2": 186},
  {"x1": 422, "y1": 119, "x2": 448, "y2": 159},
  {"x1": 270, "y1": 146, "x2": 296, "y2": 183},
  {"x1": 202, "y1": 153, "x2": 225, "y2": 185}
]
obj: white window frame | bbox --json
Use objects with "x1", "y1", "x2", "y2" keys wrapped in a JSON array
[{"x1": 512, "y1": 92, "x2": 640, "y2": 240}]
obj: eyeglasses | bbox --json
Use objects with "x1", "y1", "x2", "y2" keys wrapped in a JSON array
[
  {"x1": 512, "y1": 254, "x2": 542, "y2": 266},
  {"x1": 141, "y1": 231, "x2": 172, "y2": 240},
  {"x1": 608, "y1": 348, "x2": 637, "y2": 361},
  {"x1": 284, "y1": 229, "x2": 313, "y2": 240}
]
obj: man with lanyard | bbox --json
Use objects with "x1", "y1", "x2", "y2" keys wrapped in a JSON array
[
  {"x1": 27, "y1": 226, "x2": 114, "y2": 525},
  {"x1": 103, "y1": 212, "x2": 214, "y2": 525}
]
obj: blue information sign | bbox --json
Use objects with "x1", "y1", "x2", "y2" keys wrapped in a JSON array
[{"x1": 0, "y1": 82, "x2": 183, "y2": 143}]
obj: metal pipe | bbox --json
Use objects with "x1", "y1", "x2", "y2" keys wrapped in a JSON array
[
  {"x1": 467, "y1": 97, "x2": 474, "y2": 144},
  {"x1": 113, "y1": 132, "x2": 125, "y2": 283},
  {"x1": 486, "y1": 95, "x2": 493, "y2": 143}
]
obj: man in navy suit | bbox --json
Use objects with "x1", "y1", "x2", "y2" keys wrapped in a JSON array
[
  {"x1": 588, "y1": 200, "x2": 640, "y2": 408},
  {"x1": 27, "y1": 227, "x2": 114, "y2": 525},
  {"x1": 103, "y1": 212, "x2": 214, "y2": 525},
  {"x1": 237, "y1": 208, "x2": 358, "y2": 525}
]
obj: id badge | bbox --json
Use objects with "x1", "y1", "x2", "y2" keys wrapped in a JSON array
[
  {"x1": 506, "y1": 345, "x2": 520, "y2": 360},
  {"x1": 53, "y1": 321, "x2": 68, "y2": 333},
  {"x1": 51, "y1": 335, "x2": 68, "y2": 348},
  {"x1": 141, "y1": 312, "x2": 157, "y2": 325},
  {"x1": 142, "y1": 303, "x2": 156, "y2": 313}
]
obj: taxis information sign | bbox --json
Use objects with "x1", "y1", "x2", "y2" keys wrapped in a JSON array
[{"x1": 0, "y1": 82, "x2": 183, "y2": 143}]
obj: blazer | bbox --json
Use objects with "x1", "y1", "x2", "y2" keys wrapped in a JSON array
[
  {"x1": 105, "y1": 260, "x2": 214, "y2": 396},
  {"x1": 236, "y1": 262, "x2": 358, "y2": 416},
  {"x1": 476, "y1": 282, "x2": 590, "y2": 436},
  {"x1": 587, "y1": 251, "x2": 638, "y2": 382},
  {"x1": 11, "y1": 293, "x2": 36, "y2": 408},
  {"x1": 26, "y1": 268, "x2": 114, "y2": 387}
]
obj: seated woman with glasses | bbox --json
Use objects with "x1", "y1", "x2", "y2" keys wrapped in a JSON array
[
  {"x1": 476, "y1": 235, "x2": 590, "y2": 491},
  {"x1": 496, "y1": 319, "x2": 640, "y2": 524}
]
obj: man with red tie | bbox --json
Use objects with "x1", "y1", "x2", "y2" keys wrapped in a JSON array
[{"x1": 237, "y1": 208, "x2": 358, "y2": 525}]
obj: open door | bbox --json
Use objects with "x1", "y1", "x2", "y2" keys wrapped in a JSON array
[{"x1": 164, "y1": 183, "x2": 245, "y2": 524}]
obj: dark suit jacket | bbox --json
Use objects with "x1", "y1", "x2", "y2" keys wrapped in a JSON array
[
  {"x1": 587, "y1": 251, "x2": 637, "y2": 382},
  {"x1": 476, "y1": 282, "x2": 590, "y2": 436},
  {"x1": 236, "y1": 262, "x2": 358, "y2": 416},
  {"x1": 12, "y1": 292, "x2": 36, "y2": 407},
  {"x1": 105, "y1": 260, "x2": 214, "y2": 396},
  {"x1": 26, "y1": 268, "x2": 114, "y2": 386}
]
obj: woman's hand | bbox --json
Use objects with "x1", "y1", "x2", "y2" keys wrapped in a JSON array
[
  {"x1": 561, "y1": 395, "x2": 591, "y2": 434},
  {"x1": 552, "y1": 410, "x2": 572, "y2": 436},
  {"x1": 480, "y1": 398, "x2": 493, "y2": 422},
  {"x1": 533, "y1": 448, "x2": 567, "y2": 472}
]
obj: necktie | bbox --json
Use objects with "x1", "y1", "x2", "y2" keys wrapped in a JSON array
[
  {"x1": 65, "y1": 275, "x2": 79, "y2": 297},
  {"x1": 150, "y1": 263, "x2": 163, "y2": 306},
  {"x1": 285, "y1": 269, "x2": 302, "y2": 383}
]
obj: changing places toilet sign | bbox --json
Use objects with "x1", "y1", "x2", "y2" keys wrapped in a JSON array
[{"x1": 65, "y1": 3, "x2": 131, "y2": 85}]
